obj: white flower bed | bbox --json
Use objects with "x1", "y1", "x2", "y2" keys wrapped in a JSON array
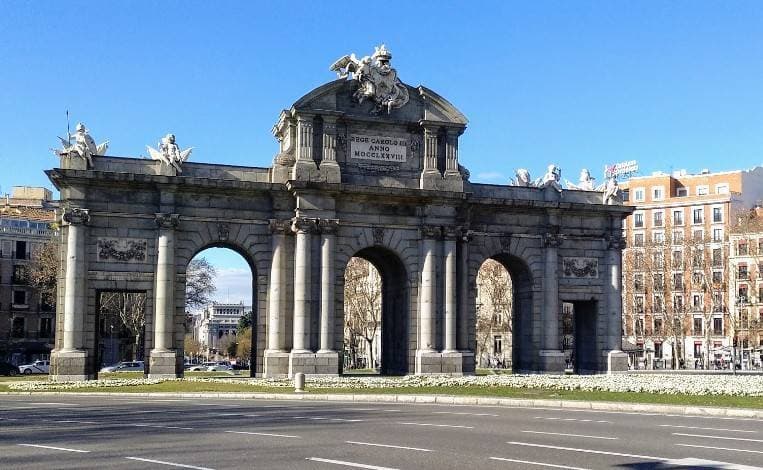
[{"x1": 7, "y1": 373, "x2": 763, "y2": 397}]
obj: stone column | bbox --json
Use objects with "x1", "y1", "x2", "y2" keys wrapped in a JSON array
[
  {"x1": 540, "y1": 229, "x2": 565, "y2": 373},
  {"x1": 605, "y1": 231, "x2": 629, "y2": 373},
  {"x1": 443, "y1": 228, "x2": 458, "y2": 352},
  {"x1": 320, "y1": 116, "x2": 341, "y2": 183},
  {"x1": 264, "y1": 219, "x2": 291, "y2": 377},
  {"x1": 416, "y1": 225, "x2": 441, "y2": 374},
  {"x1": 316, "y1": 219, "x2": 340, "y2": 374},
  {"x1": 419, "y1": 125, "x2": 441, "y2": 189},
  {"x1": 150, "y1": 213, "x2": 180, "y2": 378},
  {"x1": 291, "y1": 217, "x2": 316, "y2": 353},
  {"x1": 457, "y1": 229, "x2": 472, "y2": 351},
  {"x1": 291, "y1": 114, "x2": 318, "y2": 181}
]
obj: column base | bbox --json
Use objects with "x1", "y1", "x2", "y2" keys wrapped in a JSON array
[
  {"x1": 419, "y1": 170, "x2": 442, "y2": 190},
  {"x1": 538, "y1": 350, "x2": 566, "y2": 374},
  {"x1": 315, "y1": 350, "x2": 340, "y2": 375},
  {"x1": 148, "y1": 349, "x2": 179, "y2": 378},
  {"x1": 441, "y1": 351, "x2": 472, "y2": 375},
  {"x1": 291, "y1": 160, "x2": 319, "y2": 181},
  {"x1": 415, "y1": 350, "x2": 442, "y2": 375},
  {"x1": 289, "y1": 351, "x2": 317, "y2": 378},
  {"x1": 604, "y1": 350, "x2": 629, "y2": 374},
  {"x1": 51, "y1": 349, "x2": 92, "y2": 381},
  {"x1": 264, "y1": 350, "x2": 290, "y2": 378},
  {"x1": 319, "y1": 161, "x2": 341, "y2": 184},
  {"x1": 442, "y1": 171, "x2": 464, "y2": 192}
]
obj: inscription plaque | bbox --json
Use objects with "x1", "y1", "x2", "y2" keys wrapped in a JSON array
[{"x1": 350, "y1": 134, "x2": 407, "y2": 162}]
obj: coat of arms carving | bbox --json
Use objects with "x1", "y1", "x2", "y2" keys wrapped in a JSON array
[{"x1": 330, "y1": 44, "x2": 410, "y2": 115}]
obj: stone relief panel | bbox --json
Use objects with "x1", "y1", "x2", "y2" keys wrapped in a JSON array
[
  {"x1": 97, "y1": 238, "x2": 148, "y2": 263},
  {"x1": 562, "y1": 257, "x2": 598, "y2": 278}
]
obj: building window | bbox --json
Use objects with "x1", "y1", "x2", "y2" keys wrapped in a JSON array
[
  {"x1": 634, "y1": 213, "x2": 644, "y2": 228},
  {"x1": 652, "y1": 187, "x2": 664, "y2": 201},
  {"x1": 712, "y1": 207, "x2": 723, "y2": 223},
  {"x1": 759, "y1": 285, "x2": 763, "y2": 304},
  {"x1": 673, "y1": 273, "x2": 683, "y2": 290},
  {"x1": 11, "y1": 317, "x2": 25, "y2": 338},
  {"x1": 712, "y1": 270, "x2": 723, "y2": 284},
  {"x1": 653, "y1": 251, "x2": 664, "y2": 268},
  {"x1": 738, "y1": 264, "x2": 748, "y2": 280},
  {"x1": 653, "y1": 231, "x2": 664, "y2": 244},
  {"x1": 12, "y1": 265, "x2": 28, "y2": 284},
  {"x1": 493, "y1": 335, "x2": 502, "y2": 355},
  {"x1": 712, "y1": 292, "x2": 723, "y2": 311},
  {"x1": 672, "y1": 250, "x2": 683, "y2": 268},
  {"x1": 39, "y1": 318, "x2": 52, "y2": 338},
  {"x1": 635, "y1": 317, "x2": 644, "y2": 335},
  {"x1": 693, "y1": 208, "x2": 704, "y2": 224},
  {"x1": 712, "y1": 248, "x2": 722, "y2": 267},
  {"x1": 693, "y1": 229, "x2": 703, "y2": 242},
  {"x1": 653, "y1": 273, "x2": 664, "y2": 291},
  {"x1": 621, "y1": 190, "x2": 629, "y2": 202},
  {"x1": 673, "y1": 230, "x2": 683, "y2": 244},
  {"x1": 635, "y1": 296, "x2": 644, "y2": 314},
  {"x1": 692, "y1": 249, "x2": 703, "y2": 268},
  {"x1": 634, "y1": 233, "x2": 644, "y2": 247},
  {"x1": 676, "y1": 187, "x2": 688, "y2": 197},
  {"x1": 673, "y1": 210, "x2": 684, "y2": 226},
  {"x1": 653, "y1": 211, "x2": 663, "y2": 227},
  {"x1": 696, "y1": 185, "x2": 709, "y2": 196},
  {"x1": 758, "y1": 239, "x2": 763, "y2": 254},
  {"x1": 737, "y1": 241, "x2": 748, "y2": 256},
  {"x1": 715, "y1": 183, "x2": 729, "y2": 194},
  {"x1": 673, "y1": 295, "x2": 684, "y2": 312},
  {"x1": 713, "y1": 317, "x2": 723, "y2": 335},
  {"x1": 634, "y1": 252, "x2": 644, "y2": 269},
  {"x1": 713, "y1": 228, "x2": 723, "y2": 242},
  {"x1": 654, "y1": 295, "x2": 664, "y2": 313},
  {"x1": 739, "y1": 285, "x2": 749, "y2": 303},
  {"x1": 692, "y1": 271, "x2": 704, "y2": 286},
  {"x1": 634, "y1": 188, "x2": 645, "y2": 202},
  {"x1": 634, "y1": 274, "x2": 644, "y2": 291},
  {"x1": 693, "y1": 318, "x2": 703, "y2": 335},
  {"x1": 692, "y1": 294, "x2": 702, "y2": 310},
  {"x1": 654, "y1": 342, "x2": 663, "y2": 358},
  {"x1": 13, "y1": 290, "x2": 27, "y2": 306}
]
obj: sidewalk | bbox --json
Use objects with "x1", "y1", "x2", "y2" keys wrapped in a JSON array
[{"x1": 4, "y1": 390, "x2": 762, "y2": 419}]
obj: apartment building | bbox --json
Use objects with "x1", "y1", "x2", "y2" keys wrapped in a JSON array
[
  {"x1": 620, "y1": 167, "x2": 763, "y2": 369},
  {"x1": 194, "y1": 302, "x2": 249, "y2": 355},
  {"x1": 0, "y1": 187, "x2": 59, "y2": 365}
]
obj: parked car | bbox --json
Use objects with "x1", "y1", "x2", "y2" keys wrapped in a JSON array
[
  {"x1": 187, "y1": 361, "x2": 218, "y2": 372},
  {"x1": 0, "y1": 362, "x2": 19, "y2": 376},
  {"x1": 100, "y1": 361, "x2": 145, "y2": 373},
  {"x1": 18, "y1": 360, "x2": 50, "y2": 375},
  {"x1": 206, "y1": 363, "x2": 233, "y2": 372}
]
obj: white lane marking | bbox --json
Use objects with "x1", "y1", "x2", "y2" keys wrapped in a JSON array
[
  {"x1": 131, "y1": 424, "x2": 194, "y2": 430},
  {"x1": 17, "y1": 443, "x2": 90, "y2": 453},
  {"x1": 224, "y1": 430, "x2": 300, "y2": 439},
  {"x1": 32, "y1": 402, "x2": 79, "y2": 406},
  {"x1": 52, "y1": 420, "x2": 98, "y2": 425},
  {"x1": 660, "y1": 424, "x2": 756, "y2": 433},
  {"x1": 672, "y1": 432, "x2": 763, "y2": 443},
  {"x1": 125, "y1": 457, "x2": 214, "y2": 469},
  {"x1": 346, "y1": 441, "x2": 432, "y2": 452},
  {"x1": 490, "y1": 456, "x2": 591, "y2": 469},
  {"x1": 382, "y1": 409, "x2": 402, "y2": 412},
  {"x1": 433, "y1": 411, "x2": 499, "y2": 417},
  {"x1": 527, "y1": 407, "x2": 763, "y2": 422},
  {"x1": 677, "y1": 443, "x2": 763, "y2": 455},
  {"x1": 397, "y1": 422, "x2": 474, "y2": 429},
  {"x1": 534, "y1": 417, "x2": 610, "y2": 424},
  {"x1": 521, "y1": 430, "x2": 617, "y2": 440},
  {"x1": 294, "y1": 416, "x2": 363, "y2": 422},
  {"x1": 665, "y1": 457, "x2": 762, "y2": 470},
  {"x1": 307, "y1": 457, "x2": 398, "y2": 470},
  {"x1": 505, "y1": 441, "x2": 665, "y2": 461},
  {"x1": 344, "y1": 408, "x2": 377, "y2": 411}
]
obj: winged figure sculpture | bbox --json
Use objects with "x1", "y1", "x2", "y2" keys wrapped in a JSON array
[{"x1": 147, "y1": 133, "x2": 192, "y2": 173}]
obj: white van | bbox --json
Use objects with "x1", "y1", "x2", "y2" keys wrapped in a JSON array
[{"x1": 18, "y1": 360, "x2": 50, "y2": 374}]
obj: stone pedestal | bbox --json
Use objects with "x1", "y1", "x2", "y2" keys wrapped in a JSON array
[
  {"x1": 539, "y1": 350, "x2": 566, "y2": 374},
  {"x1": 441, "y1": 351, "x2": 470, "y2": 375},
  {"x1": 289, "y1": 352, "x2": 318, "y2": 377},
  {"x1": 605, "y1": 350, "x2": 629, "y2": 374},
  {"x1": 264, "y1": 350, "x2": 290, "y2": 378},
  {"x1": 50, "y1": 349, "x2": 91, "y2": 382},
  {"x1": 320, "y1": 162, "x2": 341, "y2": 183},
  {"x1": 148, "y1": 350, "x2": 178, "y2": 378},
  {"x1": 415, "y1": 350, "x2": 442, "y2": 375},
  {"x1": 315, "y1": 350, "x2": 340, "y2": 375}
]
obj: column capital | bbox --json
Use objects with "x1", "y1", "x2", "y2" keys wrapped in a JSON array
[
  {"x1": 269, "y1": 218, "x2": 292, "y2": 235},
  {"x1": 606, "y1": 234, "x2": 627, "y2": 250},
  {"x1": 155, "y1": 213, "x2": 180, "y2": 229},
  {"x1": 292, "y1": 217, "x2": 318, "y2": 234},
  {"x1": 63, "y1": 207, "x2": 90, "y2": 225},
  {"x1": 544, "y1": 232, "x2": 563, "y2": 248},
  {"x1": 420, "y1": 225, "x2": 442, "y2": 240},
  {"x1": 318, "y1": 218, "x2": 339, "y2": 235},
  {"x1": 442, "y1": 226, "x2": 460, "y2": 240}
]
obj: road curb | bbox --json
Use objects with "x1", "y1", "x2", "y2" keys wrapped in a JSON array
[{"x1": 2, "y1": 391, "x2": 762, "y2": 418}]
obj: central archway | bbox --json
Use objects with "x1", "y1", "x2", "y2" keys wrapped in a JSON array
[{"x1": 342, "y1": 247, "x2": 409, "y2": 375}]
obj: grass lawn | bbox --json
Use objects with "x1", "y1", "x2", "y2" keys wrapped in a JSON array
[{"x1": 1, "y1": 376, "x2": 761, "y2": 409}]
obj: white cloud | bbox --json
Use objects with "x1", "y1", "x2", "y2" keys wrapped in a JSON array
[{"x1": 209, "y1": 267, "x2": 254, "y2": 306}]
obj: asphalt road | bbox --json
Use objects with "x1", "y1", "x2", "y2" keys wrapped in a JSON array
[{"x1": 1, "y1": 395, "x2": 762, "y2": 469}]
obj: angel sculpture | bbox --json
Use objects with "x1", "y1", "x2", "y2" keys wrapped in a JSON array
[
  {"x1": 566, "y1": 168, "x2": 598, "y2": 191},
  {"x1": 147, "y1": 134, "x2": 193, "y2": 173},
  {"x1": 512, "y1": 168, "x2": 533, "y2": 186},
  {"x1": 602, "y1": 176, "x2": 621, "y2": 205},
  {"x1": 537, "y1": 164, "x2": 563, "y2": 192},
  {"x1": 55, "y1": 122, "x2": 109, "y2": 168}
]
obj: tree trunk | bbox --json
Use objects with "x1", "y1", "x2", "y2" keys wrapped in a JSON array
[{"x1": 365, "y1": 337, "x2": 375, "y2": 370}]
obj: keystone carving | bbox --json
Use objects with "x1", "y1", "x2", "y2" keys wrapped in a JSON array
[
  {"x1": 63, "y1": 207, "x2": 90, "y2": 225},
  {"x1": 155, "y1": 213, "x2": 180, "y2": 229}
]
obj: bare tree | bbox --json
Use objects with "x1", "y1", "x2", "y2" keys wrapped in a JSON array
[
  {"x1": 186, "y1": 257, "x2": 216, "y2": 309},
  {"x1": 475, "y1": 259, "x2": 512, "y2": 368},
  {"x1": 236, "y1": 327, "x2": 252, "y2": 366},
  {"x1": 184, "y1": 334, "x2": 202, "y2": 360},
  {"x1": 27, "y1": 241, "x2": 59, "y2": 306},
  {"x1": 343, "y1": 257, "x2": 381, "y2": 369},
  {"x1": 99, "y1": 292, "x2": 147, "y2": 360}
]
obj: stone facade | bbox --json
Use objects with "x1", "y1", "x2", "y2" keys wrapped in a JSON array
[{"x1": 48, "y1": 65, "x2": 631, "y2": 380}]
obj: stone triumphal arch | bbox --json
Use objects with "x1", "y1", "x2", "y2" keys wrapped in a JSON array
[{"x1": 49, "y1": 46, "x2": 631, "y2": 380}]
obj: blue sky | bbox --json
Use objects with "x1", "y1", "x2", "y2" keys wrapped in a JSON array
[{"x1": 2, "y1": 1, "x2": 761, "y2": 303}]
